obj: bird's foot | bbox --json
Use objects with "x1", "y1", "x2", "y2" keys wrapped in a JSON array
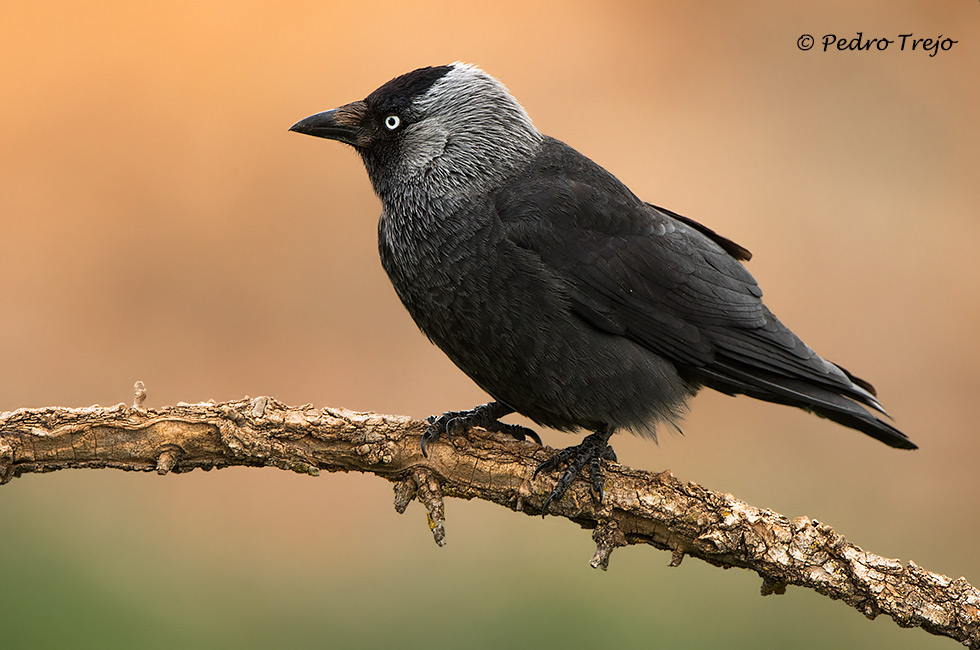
[
  {"x1": 421, "y1": 401, "x2": 541, "y2": 457},
  {"x1": 534, "y1": 426, "x2": 616, "y2": 516}
]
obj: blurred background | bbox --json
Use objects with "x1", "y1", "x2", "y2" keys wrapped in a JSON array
[{"x1": 1, "y1": 1, "x2": 977, "y2": 648}]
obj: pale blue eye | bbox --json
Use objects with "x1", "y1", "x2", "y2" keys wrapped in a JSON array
[{"x1": 384, "y1": 115, "x2": 401, "y2": 130}]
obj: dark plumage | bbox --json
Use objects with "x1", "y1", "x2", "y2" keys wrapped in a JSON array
[{"x1": 290, "y1": 63, "x2": 915, "y2": 513}]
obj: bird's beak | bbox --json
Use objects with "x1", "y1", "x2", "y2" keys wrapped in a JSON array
[{"x1": 289, "y1": 100, "x2": 368, "y2": 147}]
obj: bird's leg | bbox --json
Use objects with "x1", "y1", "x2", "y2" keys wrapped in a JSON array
[
  {"x1": 534, "y1": 425, "x2": 616, "y2": 516},
  {"x1": 421, "y1": 401, "x2": 542, "y2": 457}
]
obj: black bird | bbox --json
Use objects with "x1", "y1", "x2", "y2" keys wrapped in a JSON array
[{"x1": 290, "y1": 63, "x2": 916, "y2": 513}]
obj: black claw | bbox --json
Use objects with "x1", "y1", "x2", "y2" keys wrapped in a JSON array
[
  {"x1": 541, "y1": 492, "x2": 557, "y2": 516},
  {"x1": 493, "y1": 422, "x2": 541, "y2": 445},
  {"x1": 419, "y1": 402, "x2": 541, "y2": 456},
  {"x1": 420, "y1": 423, "x2": 439, "y2": 458},
  {"x1": 534, "y1": 426, "x2": 615, "y2": 516},
  {"x1": 533, "y1": 446, "x2": 573, "y2": 479}
]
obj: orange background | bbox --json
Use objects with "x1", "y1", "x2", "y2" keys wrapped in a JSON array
[{"x1": 1, "y1": 2, "x2": 977, "y2": 648}]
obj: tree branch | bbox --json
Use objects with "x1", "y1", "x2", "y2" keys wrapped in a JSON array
[{"x1": 1, "y1": 394, "x2": 977, "y2": 647}]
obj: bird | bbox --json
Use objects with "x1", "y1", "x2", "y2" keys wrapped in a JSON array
[{"x1": 289, "y1": 63, "x2": 916, "y2": 514}]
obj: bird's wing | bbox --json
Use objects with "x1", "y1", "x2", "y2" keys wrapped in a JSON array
[
  {"x1": 494, "y1": 162, "x2": 869, "y2": 402},
  {"x1": 493, "y1": 139, "x2": 914, "y2": 450},
  {"x1": 646, "y1": 202, "x2": 753, "y2": 262}
]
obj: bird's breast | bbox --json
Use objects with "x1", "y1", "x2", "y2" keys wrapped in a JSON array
[{"x1": 378, "y1": 200, "x2": 494, "y2": 325}]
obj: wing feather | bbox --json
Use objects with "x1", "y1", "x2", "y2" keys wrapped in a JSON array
[{"x1": 496, "y1": 139, "x2": 866, "y2": 401}]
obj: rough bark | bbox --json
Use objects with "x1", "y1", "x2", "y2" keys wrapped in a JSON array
[{"x1": 1, "y1": 393, "x2": 977, "y2": 648}]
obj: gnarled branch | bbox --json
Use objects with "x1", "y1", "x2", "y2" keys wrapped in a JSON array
[{"x1": 1, "y1": 394, "x2": 977, "y2": 648}]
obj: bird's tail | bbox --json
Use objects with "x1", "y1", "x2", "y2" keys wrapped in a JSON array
[{"x1": 695, "y1": 362, "x2": 918, "y2": 450}]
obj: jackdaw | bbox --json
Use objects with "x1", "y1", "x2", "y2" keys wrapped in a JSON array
[{"x1": 290, "y1": 63, "x2": 915, "y2": 514}]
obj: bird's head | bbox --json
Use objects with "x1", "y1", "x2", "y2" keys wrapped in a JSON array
[{"x1": 290, "y1": 63, "x2": 542, "y2": 203}]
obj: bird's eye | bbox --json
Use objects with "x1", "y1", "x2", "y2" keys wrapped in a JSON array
[{"x1": 384, "y1": 115, "x2": 401, "y2": 131}]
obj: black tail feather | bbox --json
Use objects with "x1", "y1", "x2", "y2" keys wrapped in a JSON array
[
  {"x1": 833, "y1": 361, "x2": 878, "y2": 397},
  {"x1": 695, "y1": 363, "x2": 917, "y2": 450}
]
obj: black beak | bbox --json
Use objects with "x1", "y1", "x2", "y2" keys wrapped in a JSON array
[{"x1": 289, "y1": 100, "x2": 367, "y2": 147}]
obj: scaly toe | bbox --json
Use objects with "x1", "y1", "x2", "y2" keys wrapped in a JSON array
[
  {"x1": 419, "y1": 402, "x2": 539, "y2": 457},
  {"x1": 534, "y1": 426, "x2": 615, "y2": 516}
]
